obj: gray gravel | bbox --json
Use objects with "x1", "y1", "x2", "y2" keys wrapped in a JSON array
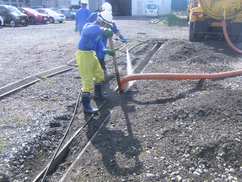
[
  {"x1": 2, "y1": 16, "x2": 241, "y2": 182},
  {"x1": 1, "y1": 17, "x2": 185, "y2": 181}
]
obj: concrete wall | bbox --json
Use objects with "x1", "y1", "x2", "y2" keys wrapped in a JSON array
[
  {"x1": 0, "y1": 0, "x2": 27, "y2": 7},
  {"x1": 57, "y1": 0, "x2": 71, "y2": 8},
  {"x1": 42, "y1": 0, "x2": 72, "y2": 8},
  {"x1": 132, "y1": 0, "x2": 171, "y2": 16},
  {"x1": 70, "y1": 0, "x2": 105, "y2": 13},
  {"x1": 71, "y1": 0, "x2": 79, "y2": 5},
  {"x1": 42, "y1": 0, "x2": 55, "y2": 8},
  {"x1": 88, "y1": 0, "x2": 105, "y2": 13},
  {"x1": 30, "y1": 0, "x2": 42, "y2": 6}
]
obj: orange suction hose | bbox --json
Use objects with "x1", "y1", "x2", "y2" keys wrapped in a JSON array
[
  {"x1": 120, "y1": 70, "x2": 242, "y2": 92},
  {"x1": 120, "y1": 21, "x2": 242, "y2": 92},
  {"x1": 222, "y1": 20, "x2": 242, "y2": 54}
]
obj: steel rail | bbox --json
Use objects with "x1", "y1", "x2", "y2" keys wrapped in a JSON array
[
  {"x1": 0, "y1": 39, "x2": 149, "y2": 99},
  {"x1": 59, "y1": 111, "x2": 113, "y2": 182},
  {"x1": 33, "y1": 39, "x2": 160, "y2": 181},
  {"x1": 58, "y1": 42, "x2": 163, "y2": 181},
  {"x1": 34, "y1": 98, "x2": 108, "y2": 182}
]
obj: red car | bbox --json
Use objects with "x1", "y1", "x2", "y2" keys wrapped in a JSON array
[{"x1": 18, "y1": 7, "x2": 48, "y2": 24}]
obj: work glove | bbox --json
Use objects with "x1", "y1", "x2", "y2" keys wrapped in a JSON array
[
  {"x1": 105, "y1": 50, "x2": 115, "y2": 56},
  {"x1": 75, "y1": 27, "x2": 78, "y2": 32},
  {"x1": 119, "y1": 35, "x2": 126, "y2": 43},
  {"x1": 103, "y1": 28, "x2": 113, "y2": 37}
]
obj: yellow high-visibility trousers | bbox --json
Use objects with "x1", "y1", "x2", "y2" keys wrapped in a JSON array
[{"x1": 76, "y1": 50, "x2": 104, "y2": 93}]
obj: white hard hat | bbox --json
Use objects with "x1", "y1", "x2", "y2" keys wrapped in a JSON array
[
  {"x1": 97, "y1": 11, "x2": 113, "y2": 25},
  {"x1": 101, "y1": 2, "x2": 112, "y2": 12},
  {"x1": 81, "y1": 0, "x2": 88, "y2": 4}
]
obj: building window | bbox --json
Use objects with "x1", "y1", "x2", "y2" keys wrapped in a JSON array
[
  {"x1": 3, "y1": 0, "x2": 9, "y2": 2},
  {"x1": 11, "y1": 0, "x2": 17, "y2": 2},
  {"x1": 19, "y1": 0, "x2": 23, "y2": 2}
]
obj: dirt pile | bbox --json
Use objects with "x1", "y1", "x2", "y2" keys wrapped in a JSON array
[{"x1": 58, "y1": 39, "x2": 242, "y2": 182}]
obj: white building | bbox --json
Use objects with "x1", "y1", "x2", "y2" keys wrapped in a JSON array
[
  {"x1": 132, "y1": 0, "x2": 172, "y2": 16},
  {"x1": 0, "y1": 0, "x2": 172, "y2": 16},
  {"x1": 89, "y1": 0, "x2": 171, "y2": 16}
]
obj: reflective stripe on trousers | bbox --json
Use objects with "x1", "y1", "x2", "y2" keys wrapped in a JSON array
[{"x1": 76, "y1": 50, "x2": 104, "y2": 92}]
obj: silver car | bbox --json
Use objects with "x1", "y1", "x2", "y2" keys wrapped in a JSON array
[
  {"x1": 0, "y1": 16, "x2": 4, "y2": 26},
  {"x1": 36, "y1": 8, "x2": 66, "y2": 23},
  {"x1": 56, "y1": 9, "x2": 76, "y2": 20},
  {"x1": 145, "y1": 4, "x2": 159, "y2": 17}
]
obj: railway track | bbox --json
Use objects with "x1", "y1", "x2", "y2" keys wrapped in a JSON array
[
  {"x1": 3, "y1": 36, "x2": 241, "y2": 181},
  {"x1": 29, "y1": 41, "x2": 163, "y2": 182},
  {"x1": 0, "y1": 39, "x2": 151, "y2": 99}
]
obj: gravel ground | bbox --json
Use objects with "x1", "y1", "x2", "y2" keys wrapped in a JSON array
[{"x1": 1, "y1": 16, "x2": 242, "y2": 182}]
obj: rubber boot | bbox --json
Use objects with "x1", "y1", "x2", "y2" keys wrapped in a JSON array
[
  {"x1": 82, "y1": 92, "x2": 98, "y2": 114},
  {"x1": 94, "y1": 82, "x2": 107, "y2": 100}
]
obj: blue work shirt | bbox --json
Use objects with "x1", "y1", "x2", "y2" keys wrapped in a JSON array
[
  {"x1": 78, "y1": 22, "x2": 106, "y2": 54},
  {"x1": 86, "y1": 12, "x2": 119, "y2": 59},
  {"x1": 75, "y1": 7, "x2": 90, "y2": 35},
  {"x1": 86, "y1": 12, "x2": 98, "y2": 23}
]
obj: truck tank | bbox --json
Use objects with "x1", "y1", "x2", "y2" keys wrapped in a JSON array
[{"x1": 188, "y1": 0, "x2": 242, "y2": 43}]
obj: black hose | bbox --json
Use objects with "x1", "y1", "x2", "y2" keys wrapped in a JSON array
[{"x1": 41, "y1": 90, "x2": 82, "y2": 182}]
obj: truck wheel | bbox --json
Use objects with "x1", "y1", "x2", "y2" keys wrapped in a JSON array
[
  {"x1": 10, "y1": 19, "x2": 16, "y2": 27},
  {"x1": 227, "y1": 23, "x2": 242, "y2": 43},
  {"x1": 235, "y1": 35, "x2": 242, "y2": 44},
  {"x1": 228, "y1": 35, "x2": 237, "y2": 43},
  {"x1": 189, "y1": 22, "x2": 195, "y2": 41},
  {"x1": 195, "y1": 33, "x2": 202, "y2": 41}
]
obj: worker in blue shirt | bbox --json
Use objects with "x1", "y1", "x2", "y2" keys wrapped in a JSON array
[
  {"x1": 76, "y1": 11, "x2": 115, "y2": 114},
  {"x1": 86, "y1": 2, "x2": 126, "y2": 80},
  {"x1": 75, "y1": 0, "x2": 90, "y2": 36}
]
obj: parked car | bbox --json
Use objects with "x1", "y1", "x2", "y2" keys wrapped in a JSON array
[
  {"x1": 0, "y1": 5, "x2": 28, "y2": 27},
  {"x1": 69, "y1": 5, "x2": 81, "y2": 12},
  {"x1": 35, "y1": 8, "x2": 66, "y2": 23},
  {"x1": 56, "y1": 9, "x2": 75, "y2": 20},
  {"x1": 145, "y1": 4, "x2": 159, "y2": 17},
  {"x1": 18, "y1": 7, "x2": 48, "y2": 24},
  {"x1": 29, "y1": 6, "x2": 43, "y2": 9},
  {"x1": 0, "y1": 16, "x2": 4, "y2": 27}
]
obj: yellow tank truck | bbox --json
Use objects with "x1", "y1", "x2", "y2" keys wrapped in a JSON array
[{"x1": 188, "y1": 0, "x2": 242, "y2": 43}]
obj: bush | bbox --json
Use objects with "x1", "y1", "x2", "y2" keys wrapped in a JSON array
[{"x1": 160, "y1": 13, "x2": 184, "y2": 27}]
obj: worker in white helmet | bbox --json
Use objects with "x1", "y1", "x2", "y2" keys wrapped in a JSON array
[
  {"x1": 101, "y1": 2, "x2": 112, "y2": 12},
  {"x1": 75, "y1": 0, "x2": 90, "y2": 35},
  {"x1": 86, "y1": 2, "x2": 126, "y2": 81},
  {"x1": 76, "y1": 11, "x2": 115, "y2": 114}
]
